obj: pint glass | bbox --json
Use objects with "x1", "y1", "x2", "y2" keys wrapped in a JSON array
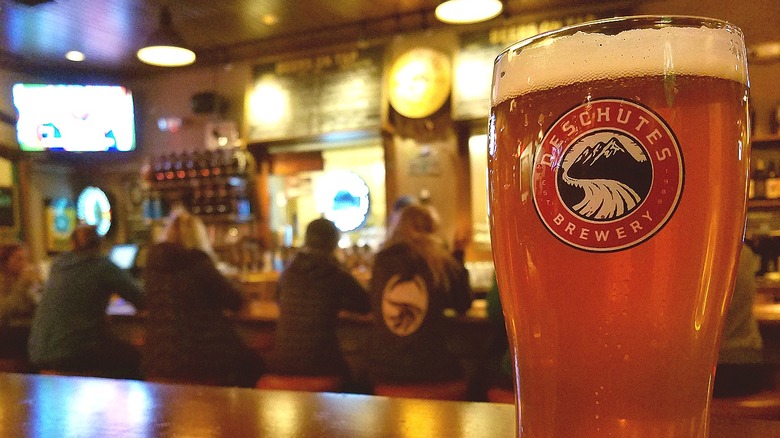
[{"x1": 488, "y1": 16, "x2": 750, "y2": 437}]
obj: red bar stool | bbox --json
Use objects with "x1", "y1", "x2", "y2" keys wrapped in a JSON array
[
  {"x1": 373, "y1": 380, "x2": 469, "y2": 401},
  {"x1": 146, "y1": 377, "x2": 225, "y2": 387},
  {"x1": 256, "y1": 374, "x2": 344, "y2": 392},
  {"x1": 39, "y1": 369, "x2": 101, "y2": 378},
  {"x1": 486, "y1": 386, "x2": 515, "y2": 404},
  {"x1": 710, "y1": 389, "x2": 780, "y2": 421},
  {"x1": 0, "y1": 358, "x2": 30, "y2": 373}
]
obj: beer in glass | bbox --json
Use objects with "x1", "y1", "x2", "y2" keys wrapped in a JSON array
[{"x1": 488, "y1": 16, "x2": 750, "y2": 437}]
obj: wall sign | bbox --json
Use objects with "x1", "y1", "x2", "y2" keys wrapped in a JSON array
[
  {"x1": 388, "y1": 47, "x2": 452, "y2": 119},
  {"x1": 45, "y1": 198, "x2": 77, "y2": 253},
  {"x1": 315, "y1": 170, "x2": 371, "y2": 233},
  {"x1": 248, "y1": 47, "x2": 384, "y2": 142},
  {"x1": 77, "y1": 186, "x2": 112, "y2": 236}
]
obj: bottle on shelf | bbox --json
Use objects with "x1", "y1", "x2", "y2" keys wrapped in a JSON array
[
  {"x1": 766, "y1": 160, "x2": 780, "y2": 200},
  {"x1": 153, "y1": 155, "x2": 166, "y2": 184},
  {"x1": 164, "y1": 153, "x2": 176, "y2": 181},
  {"x1": 184, "y1": 150, "x2": 197, "y2": 179},
  {"x1": 174, "y1": 152, "x2": 186, "y2": 180},
  {"x1": 753, "y1": 159, "x2": 768, "y2": 200}
]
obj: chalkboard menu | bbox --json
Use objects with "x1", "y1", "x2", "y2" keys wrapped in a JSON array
[
  {"x1": 453, "y1": 14, "x2": 600, "y2": 121},
  {"x1": 248, "y1": 47, "x2": 384, "y2": 142}
]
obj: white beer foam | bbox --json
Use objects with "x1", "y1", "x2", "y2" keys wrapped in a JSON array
[{"x1": 493, "y1": 25, "x2": 747, "y2": 106}]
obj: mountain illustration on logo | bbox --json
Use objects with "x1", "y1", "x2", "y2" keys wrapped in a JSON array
[
  {"x1": 557, "y1": 134, "x2": 652, "y2": 221},
  {"x1": 573, "y1": 137, "x2": 631, "y2": 167}
]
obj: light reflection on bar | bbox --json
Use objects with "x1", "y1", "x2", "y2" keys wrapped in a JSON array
[
  {"x1": 27, "y1": 377, "x2": 154, "y2": 438},
  {"x1": 258, "y1": 390, "x2": 301, "y2": 436}
]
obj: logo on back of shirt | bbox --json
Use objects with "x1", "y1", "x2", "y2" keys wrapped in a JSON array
[{"x1": 381, "y1": 274, "x2": 429, "y2": 336}]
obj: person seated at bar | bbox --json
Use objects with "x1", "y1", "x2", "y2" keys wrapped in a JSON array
[
  {"x1": 713, "y1": 244, "x2": 770, "y2": 397},
  {"x1": 367, "y1": 204, "x2": 473, "y2": 391},
  {"x1": 267, "y1": 218, "x2": 369, "y2": 387},
  {"x1": 27, "y1": 225, "x2": 145, "y2": 379},
  {"x1": 142, "y1": 208, "x2": 263, "y2": 387},
  {"x1": 0, "y1": 242, "x2": 40, "y2": 325},
  {"x1": 0, "y1": 242, "x2": 41, "y2": 366}
]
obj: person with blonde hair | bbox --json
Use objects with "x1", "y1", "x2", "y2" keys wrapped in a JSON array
[
  {"x1": 367, "y1": 204, "x2": 473, "y2": 388},
  {"x1": 142, "y1": 209, "x2": 263, "y2": 387},
  {"x1": 158, "y1": 207, "x2": 215, "y2": 257},
  {"x1": 28, "y1": 224, "x2": 144, "y2": 378}
]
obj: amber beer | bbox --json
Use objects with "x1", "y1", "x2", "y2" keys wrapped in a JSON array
[{"x1": 488, "y1": 17, "x2": 750, "y2": 437}]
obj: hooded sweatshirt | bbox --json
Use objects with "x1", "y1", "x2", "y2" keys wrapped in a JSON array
[{"x1": 269, "y1": 248, "x2": 369, "y2": 376}]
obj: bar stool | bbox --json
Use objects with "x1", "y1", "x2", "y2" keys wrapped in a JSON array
[
  {"x1": 0, "y1": 358, "x2": 30, "y2": 373},
  {"x1": 256, "y1": 374, "x2": 344, "y2": 392},
  {"x1": 373, "y1": 379, "x2": 469, "y2": 401},
  {"x1": 39, "y1": 369, "x2": 102, "y2": 378},
  {"x1": 145, "y1": 376, "x2": 225, "y2": 387},
  {"x1": 486, "y1": 386, "x2": 515, "y2": 404},
  {"x1": 710, "y1": 389, "x2": 780, "y2": 421}
]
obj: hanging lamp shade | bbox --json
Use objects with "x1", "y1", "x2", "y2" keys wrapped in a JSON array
[
  {"x1": 136, "y1": 6, "x2": 196, "y2": 67},
  {"x1": 435, "y1": 0, "x2": 503, "y2": 24}
]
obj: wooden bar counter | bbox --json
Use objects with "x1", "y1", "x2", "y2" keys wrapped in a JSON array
[{"x1": 1, "y1": 373, "x2": 779, "y2": 438}]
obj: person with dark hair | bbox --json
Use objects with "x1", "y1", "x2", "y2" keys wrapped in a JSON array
[
  {"x1": 142, "y1": 209, "x2": 263, "y2": 387},
  {"x1": 27, "y1": 225, "x2": 145, "y2": 378},
  {"x1": 267, "y1": 217, "x2": 369, "y2": 384},
  {"x1": 368, "y1": 204, "x2": 473, "y2": 387}
]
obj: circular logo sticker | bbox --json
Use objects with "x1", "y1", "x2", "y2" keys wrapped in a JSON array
[{"x1": 532, "y1": 98, "x2": 683, "y2": 252}]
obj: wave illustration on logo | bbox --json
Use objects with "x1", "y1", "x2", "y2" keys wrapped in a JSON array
[{"x1": 557, "y1": 131, "x2": 652, "y2": 222}]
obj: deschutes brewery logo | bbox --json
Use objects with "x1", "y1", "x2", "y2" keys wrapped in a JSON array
[{"x1": 532, "y1": 98, "x2": 683, "y2": 252}]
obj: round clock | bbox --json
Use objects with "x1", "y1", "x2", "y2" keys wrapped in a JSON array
[
  {"x1": 77, "y1": 186, "x2": 112, "y2": 236},
  {"x1": 388, "y1": 48, "x2": 452, "y2": 119}
]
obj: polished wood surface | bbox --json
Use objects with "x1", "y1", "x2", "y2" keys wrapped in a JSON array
[{"x1": 1, "y1": 373, "x2": 780, "y2": 438}]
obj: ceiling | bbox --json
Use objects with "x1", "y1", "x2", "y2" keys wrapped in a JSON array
[{"x1": 0, "y1": 0, "x2": 637, "y2": 79}]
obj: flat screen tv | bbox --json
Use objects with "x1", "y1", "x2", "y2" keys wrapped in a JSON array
[{"x1": 12, "y1": 83, "x2": 136, "y2": 153}]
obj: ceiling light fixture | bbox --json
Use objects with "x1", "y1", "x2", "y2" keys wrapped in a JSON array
[
  {"x1": 65, "y1": 51, "x2": 85, "y2": 62},
  {"x1": 748, "y1": 41, "x2": 780, "y2": 64},
  {"x1": 435, "y1": 0, "x2": 503, "y2": 25},
  {"x1": 136, "y1": 6, "x2": 196, "y2": 67}
]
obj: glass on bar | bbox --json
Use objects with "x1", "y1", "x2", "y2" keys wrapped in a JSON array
[{"x1": 488, "y1": 16, "x2": 750, "y2": 437}]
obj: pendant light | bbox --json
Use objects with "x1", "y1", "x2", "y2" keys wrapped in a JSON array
[
  {"x1": 137, "y1": 6, "x2": 196, "y2": 67},
  {"x1": 435, "y1": 0, "x2": 503, "y2": 24}
]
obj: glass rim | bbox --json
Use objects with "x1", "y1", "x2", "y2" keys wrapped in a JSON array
[{"x1": 495, "y1": 15, "x2": 744, "y2": 64}]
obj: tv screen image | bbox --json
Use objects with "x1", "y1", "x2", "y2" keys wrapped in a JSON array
[{"x1": 12, "y1": 84, "x2": 136, "y2": 152}]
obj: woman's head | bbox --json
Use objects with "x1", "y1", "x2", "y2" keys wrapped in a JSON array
[
  {"x1": 387, "y1": 204, "x2": 439, "y2": 243},
  {"x1": 160, "y1": 208, "x2": 213, "y2": 254},
  {"x1": 304, "y1": 218, "x2": 340, "y2": 253},
  {"x1": 0, "y1": 242, "x2": 28, "y2": 276}
]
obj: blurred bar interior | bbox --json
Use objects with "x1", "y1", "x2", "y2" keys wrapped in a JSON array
[{"x1": 1, "y1": 0, "x2": 780, "y2": 410}]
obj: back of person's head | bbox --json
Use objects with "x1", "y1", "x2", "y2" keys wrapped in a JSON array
[
  {"x1": 387, "y1": 204, "x2": 439, "y2": 243},
  {"x1": 71, "y1": 225, "x2": 102, "y2": 252},
  {"x1": 160, "y1": 208, "x2": 213, "y2": 255},
  {"x1": 304, "y1": 218, "x2": 340, "y2": 253},
  {"x1": 392, "y1": 195, "x2": 417, "y2": 213}
]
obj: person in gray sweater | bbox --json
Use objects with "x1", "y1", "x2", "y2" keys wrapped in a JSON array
[{"x1": 28, "y1": 225, "x2": 144, "y2": 378}]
